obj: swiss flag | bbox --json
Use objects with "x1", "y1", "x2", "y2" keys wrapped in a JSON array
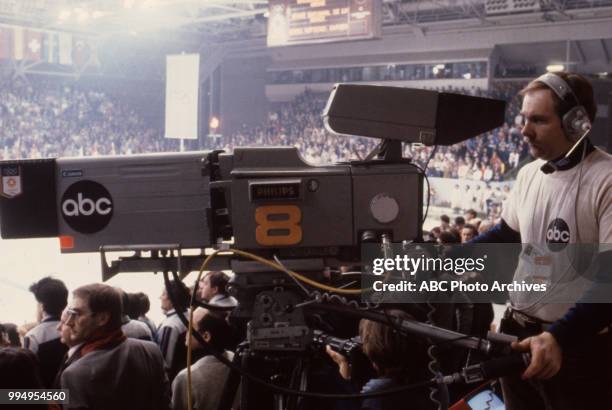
[{"x1": 24, "y1": 30, "x2": 42, "y2": 61}]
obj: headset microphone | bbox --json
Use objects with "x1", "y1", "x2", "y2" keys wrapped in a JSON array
[
  {"x1": 535, "y1": 73, "x2": 592, "y2": 174},
  {"x1": 540, "y1": 127, "x2": 591, "y2": 174}
]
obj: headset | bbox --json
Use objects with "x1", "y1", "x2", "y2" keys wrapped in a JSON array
[
  {"x1": 535, "y1": 72, "x2": 592, "y2": 174},
  {"x1": 536, "y1": 72, "x2": 592, "y2": 142}
]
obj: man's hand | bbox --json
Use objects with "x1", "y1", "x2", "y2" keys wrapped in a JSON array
[
  {"x1": 326, "y1": 345, "x2": 351, "y2": 380},
  {"x1": 512, "y1": 331, "x2": 562, "y2": 380}
]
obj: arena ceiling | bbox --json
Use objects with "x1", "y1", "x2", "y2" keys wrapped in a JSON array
[
  {"x1": 2, "y1": 0, "x2": 611, "y2": 78},
  {"x1": 1, "y1": 0, "x2": 611, "y2": 39}
]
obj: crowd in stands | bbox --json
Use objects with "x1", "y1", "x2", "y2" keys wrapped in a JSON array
[
  {"x1": 0, "y1": 78, "x2": 172, "y2": 159},
  {"x1": 1, "y1": 77, "x2": 529, "y2": 184}
]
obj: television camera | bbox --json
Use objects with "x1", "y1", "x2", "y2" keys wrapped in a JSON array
[{"x1": 1, "y1": 84, "x2": 521, "y2": 409}]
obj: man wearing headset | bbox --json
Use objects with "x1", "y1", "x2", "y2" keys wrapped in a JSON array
[{"x1": 470, "y1": 72, "x2": 612, "y2": 409}]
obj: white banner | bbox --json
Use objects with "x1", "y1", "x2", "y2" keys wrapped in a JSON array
[{"x1": 165, "y1": 54, "x2": 200, "y2": 140}]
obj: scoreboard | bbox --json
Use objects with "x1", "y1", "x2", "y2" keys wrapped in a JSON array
[{"x1": 267, "y1": 0, "x2": 382, "y2": 47}]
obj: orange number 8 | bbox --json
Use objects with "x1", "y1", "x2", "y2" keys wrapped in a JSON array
[{"x1": 255, "y1": 205, "x2": 302, "y2": 246}]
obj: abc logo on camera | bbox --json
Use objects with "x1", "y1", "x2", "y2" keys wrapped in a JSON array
[
  {"x1": 61, "y1": 180, "x2": 113, "y2": 234},
  {"x1": 546, "y1": 218, "x2": 570, "y2": 252}
]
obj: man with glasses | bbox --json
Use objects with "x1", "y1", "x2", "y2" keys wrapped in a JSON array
[{"x1": 60, "y1": 283, "x2": 170, "y2": 410}]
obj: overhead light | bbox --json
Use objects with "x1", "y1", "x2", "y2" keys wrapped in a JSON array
[
  {"x1": 209, "y1": 116, "x2": 220, "y2": 130},
  {"x1": 546, "y1": 64, "x2": 564, "y2": 72}
]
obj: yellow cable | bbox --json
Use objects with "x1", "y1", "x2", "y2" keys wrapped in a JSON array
[{"x1": 184, "y1": 247, "x2": 394, "y2": 409}]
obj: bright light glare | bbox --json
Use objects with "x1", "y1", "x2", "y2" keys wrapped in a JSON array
[
  {"x1": 58, "y1": 10, "x2": 71, "y2": 21},
  {"x1": 546, "y1": 64, "x2": 564, "y2": 72},
  {"x1": 209, "y1": 116, "x2": 220, "y2": 130}
]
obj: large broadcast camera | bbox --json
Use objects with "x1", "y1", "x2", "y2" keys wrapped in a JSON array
[{"x1": 1, "y1": 84, "x2": 518, "y2": 410}]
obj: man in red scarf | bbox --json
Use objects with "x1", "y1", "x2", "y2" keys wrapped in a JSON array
[{"x1": 60, "y1": 283, "x2": 170, "y2": 410}]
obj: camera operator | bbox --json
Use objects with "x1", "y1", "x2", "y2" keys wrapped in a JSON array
[
  {"x1": 470, "y1": 72, "x2": 612, "y2": 409},
  {"x1": 326, "y1": 309, "x2": 435, "y2": 410}
]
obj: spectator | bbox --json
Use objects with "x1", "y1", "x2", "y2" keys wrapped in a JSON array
[
  {"x1": 119, "y1": 289, "x2": 153, "y2": 341},
  {"x1": 24, "y1": 277, "x2": 69, "y2": 388},
  {"x1": 133, "y1": 292, "x2": 157, "y2": 342},
  {"x1": 439, "y1": 214, "x2": 450, "y2": 231},
  {"x1": 198, "y1": 271, "x2": 238, "y2": 308},
  {"x1": 453, "y1": 216, "x2": 466, "y2": 231},
  {"x1": 460, "y1": 224, "x2": 479, "y2": 243},
  {"x1": 0, "y1": 347, "x2": 54, "y2": 410},
  {"x1": 1, "y1": 323, "x2": 21, "y2": 347},
  {"x1": 158, "y1": 281, "x2": 191, "y2": 381},
  {"x1": 438, "y1": 230, "x2": 461, "y2": 244},
  {"x1": 464, "y1": 209, "x2": 477, "y2": 223},
  {"x1": 171, "y1": 308, "x2": 238, "y2": 410},
  {"x1": 61, "y1": 283, "x2": 170, "y2": 410}
]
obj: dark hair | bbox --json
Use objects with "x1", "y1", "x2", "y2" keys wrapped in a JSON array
[
  {"x1": 73, "y1": 284, "x2": 123, "y2": 331},
  {"x1": 118, "y1": 289, "x2": 130, "y2": 317},
  {"x1": 359, "y1": 310, "x2": 429, "y2": 381},
  {"x1": 0, "y1": 347, "x2": 44, "y2": 388},
  {"x1": 520, "y1": 72, "x2": 596, "y2": 122},
  {"x1": 440, "y1": 215, "x2": 450, "y2": 224},
  {"x1": 197, "y1": 311, "x2": 232, "y2": 351},
  {"x1": 454, "y1": 216, "x2": 465, "y2": 226},
  {"x1": 125, "y1": 293, "x2": 143, "y2": 319},
  {"x1": 466, "y1": 209, "x2": 477, "y2": 218},
  {"x1": 166, "y1": 280, "x2": 190, "y2": 310},
  {"x1": 439, "y1": 230, "x2": 461, "y2": 244},
  {"x1": 1, "y1": 323, "x2": 21, "y2": 347},
  {"x1": 136, "y1": 292, "x2": 150, "y2": 315},
  {"x1": 462, "y1": 224, "x2": 478, "y2": 237},
  {"x1": 29, "y1": 277, "x2": 68, "y2": 317},
  {"x1": 206, "y1": 271, "x2": 230, "y2": 295}
]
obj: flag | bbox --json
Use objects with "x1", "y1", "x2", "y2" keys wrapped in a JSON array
[
  {"x1": 24, "y1": 30, "x2": 43, "y2": 61},
  {"x1": 43, "y1": 32, "x2": 59, "y2": 63},
  {"x1": 13, "y1": 27, "x2": 23, "y2": 60},
  {"x1": 72, "y1": 37, "x2": 90, "y2": 67},
  {"x1": 0, "y1": 27, "x2": 12, "y2": 60},
  {"x1": 58, "y1": 32, "x2": 72, "y2": 65}
]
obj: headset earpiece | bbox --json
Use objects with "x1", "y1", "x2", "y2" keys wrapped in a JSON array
[
  {"x1": 535, "y1": 73, "x2": 591, "y2": 143},
  {"x1": 562, "y1": 106, "x2": 591, "y2": 142}
]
